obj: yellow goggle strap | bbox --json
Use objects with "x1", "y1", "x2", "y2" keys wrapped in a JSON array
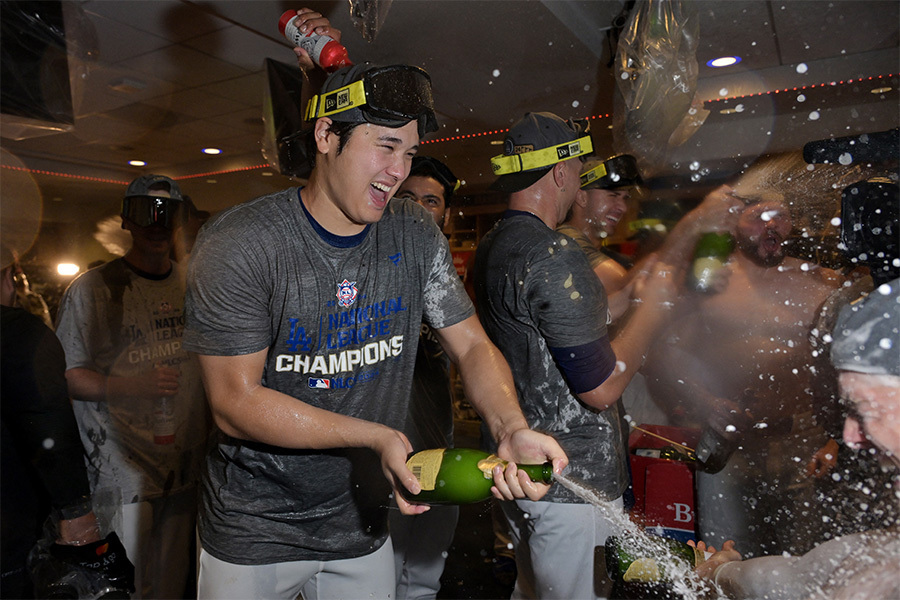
[
  {"x1": 491, "y1": 135, "x2": 593, "y2": 175},
  {"x1": 580, "y1": 162, "x2": 609, "y2": 188},
  {"x1": 304, "y1": 79, "x2": 369, "y2": 121}
]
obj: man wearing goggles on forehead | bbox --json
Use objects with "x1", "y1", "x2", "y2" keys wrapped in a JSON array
[
  {"x1": 557, "y1": 154, "x2": 643, "y2": 307},
  {"x1": 474, "y1": 112, "x2": 681, "y2": 599},
  {"x1": 184, "y1": 10, "x2": 566, "y2": 599},
  {"x1": 55, "y1": 174, "x2": 207, "y2": 598}
]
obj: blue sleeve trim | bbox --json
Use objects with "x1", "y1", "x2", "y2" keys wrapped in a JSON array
[{"x1": 549, "y1": 336, "x2": 616, "y2": 394}]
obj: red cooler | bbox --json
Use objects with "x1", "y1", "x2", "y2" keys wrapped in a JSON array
[{"x1": 628, "y1": 424, "x2": 700, "y2": 544}]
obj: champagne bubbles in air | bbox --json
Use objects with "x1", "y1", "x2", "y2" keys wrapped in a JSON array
[
  {"x1": 796, "y1": 63, "x2": 809, "y2": 73},
  {"x1": 43, "y1": 438, "x2": 55, "y2": 450},
  {"x1": 492, "y1": 69, "x2": 500, "y2": 78},
  {"x1": 809, "y1": 111, "x2": 821, "y2": 120}
]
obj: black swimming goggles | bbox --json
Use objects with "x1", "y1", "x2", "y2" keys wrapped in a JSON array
[
  {"x1": 122, "y1": 196, "x2": 185, "y2": 229},
  {"x1": 580, "y1": 154, "x2": 642, "y2": 189},
  {"x1": 304, "y1": 65, "x2": 439, "y2": 134}
]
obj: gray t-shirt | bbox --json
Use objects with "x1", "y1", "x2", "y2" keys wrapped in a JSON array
[
  {"x1": 55, "y1": 259, "x2": 207, "y2": 503},
  {"x1": 183, "y1": 188, "x2": 473, "y2": 564},
  {"x1": 474, "y1": 212, "x2": 628, "y2": 502}
]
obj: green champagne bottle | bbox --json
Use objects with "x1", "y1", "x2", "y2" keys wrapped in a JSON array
[
  {"x1": 688, "y1": 232, "x2": 735, "y2": 293},
  {"x1": 605, "y1": 534, "x2": 709, "y2": 584},
  {"x1": 400, "y1": 448, "x2": 553, "y2": 505}
]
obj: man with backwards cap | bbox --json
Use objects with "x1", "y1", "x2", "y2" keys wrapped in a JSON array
[
  {"x1": 183, "y1": 17, "x2": 566, "y2": 599},
  {"x1": 695, "y1": 278, "x2": 900, "y2": 600},
  {"x1": 55, "y1": 174, "x2": 207, "y2": 598},
  {"x1": 473, "y1": 112, "x2": 679, "y2": 599}
]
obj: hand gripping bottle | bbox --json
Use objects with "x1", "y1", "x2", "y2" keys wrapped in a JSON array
[
  {"x1": 400, "y1": 448, "x2": 553, "y2": 505},
  {"x1": 153, "y1": 396, "x2": 176, "y2": 445},
  {"x1": 278, "y1": 10, "x2": 352, "y2": 73}
]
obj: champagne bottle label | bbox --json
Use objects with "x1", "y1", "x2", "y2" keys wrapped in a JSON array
[
  {"x1": 476, "y1": 454, "x2": 506, "y2": 480},
  {"x1": 405, "y1": 448, "x2": 444, "y2": 491}
]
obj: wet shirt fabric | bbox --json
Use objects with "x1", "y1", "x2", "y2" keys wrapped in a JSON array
[
  {"x1": 555, "y1": 223, "x2": 611, "y2": 270},
  {"x1": 55, "y1": 259, "x2": 207, "y2": 504},
  {"x1": 474, "y1": 212, "x2": 628, "y2": 502},
  {"x1": 183, "y1": 188, "x2": 473, "y2": 565},
  {"x1": 404, "y1": 323, "x2": 454, "y2": 451}
]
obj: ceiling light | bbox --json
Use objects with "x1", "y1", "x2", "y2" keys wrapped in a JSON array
[
  {"x1": 202, "y1": 148, "x2": 222, "y2": 155},
  {"x1": 489, "y1": 140, "x2": 504, "y2": 145},
  {"x1": 261, "y1": 171, "x2": 274, "y2": 176},
  {"x1": 57, "y1": 263, "x2": 79, "y2": 276},
  {"x1": 129, "y1": 160, "x2": 146, "y2": 166},
  {"x1": 719, "y1": 108, "x2": 739, "y2": 115},
  {"x1": 707, "y1": 56, "x2": 741, "y2": 68},
  {"x1": 871, "y1": 87, "x2": 892, "y2": 94}
]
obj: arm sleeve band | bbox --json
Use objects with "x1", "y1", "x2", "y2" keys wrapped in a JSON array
[{"x1": 549, "y1": 336, "x2": 616, "y2": 394}]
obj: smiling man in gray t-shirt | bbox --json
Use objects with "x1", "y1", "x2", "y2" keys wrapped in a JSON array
[{"x1": 183, "y1": 19, "x2": 566, "y2": 599}]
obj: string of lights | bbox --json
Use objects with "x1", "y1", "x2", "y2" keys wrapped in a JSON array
[{"x1": 2, "y1": 72, "x2": 894, "y2": 177}]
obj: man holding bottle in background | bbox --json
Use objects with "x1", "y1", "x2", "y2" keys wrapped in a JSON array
[
  {"x1": 642, "y1": 185, "x2": 843, "y2": 558},
  {"x1": 184, "y1": 11, "x2": 566, "y2": 599},
  {"x1": 55, "y1": 175, "x2": 207, "y2": 599}
]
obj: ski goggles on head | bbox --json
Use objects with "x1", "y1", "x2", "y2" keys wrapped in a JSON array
[
  {"x1": 490, "y1": 119, "x2": 593, "y2": 175},
  {"x1": 580, "y1": 154, "x2": 642, "y2": 190},
  {"x1": 122, "y1": 196, "x2": 185, "y2": 229},
  {"x1": 304, "y1": 65, "x2": 438, "y2": 134}
]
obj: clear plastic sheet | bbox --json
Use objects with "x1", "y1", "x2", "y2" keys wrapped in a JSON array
[
  {"x1": 260, "y1": 58, "x2": 312, "y2": 180},
  {"x1": 613, "y1": 0, "x2": 708, "y2": 175},
  {"x1": 0, "y1": 1, "x2": 96, "y2": 140},
  {"x1": 348, "y1": 0, "x2": 394, "y2": 43}
]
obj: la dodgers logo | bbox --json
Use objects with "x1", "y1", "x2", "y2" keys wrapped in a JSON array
[{"x1": 336, "y1": 279, "x2": 359, "y2": 307}]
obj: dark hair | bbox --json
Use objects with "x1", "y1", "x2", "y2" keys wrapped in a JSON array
[
  {"x1": 304, "y1": 121, "x2": 364, "y2": 170},
  {"x1": 408, "y1": 156, "x2": 457, "y2": 208}
]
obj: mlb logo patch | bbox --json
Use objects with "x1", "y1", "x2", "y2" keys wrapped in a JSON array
[
  {"x1": 308, "y1": 378, "x2": 331, "y2": 389},
  {"x1": 336, "y1": 279, "x2": 359, "y2": 307}
]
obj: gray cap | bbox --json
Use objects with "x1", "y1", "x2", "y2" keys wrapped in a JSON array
[
  {"x1": 124, "y1": 174, "x2": 183, "y2": 201},
  {"x1": 831, "y1": 277, "x2": 900, "y2": 376},
  {"x1": 490, "y1": 112, "x2": 589, "y2": 194}
]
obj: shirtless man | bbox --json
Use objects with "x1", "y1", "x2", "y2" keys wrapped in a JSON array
[{"x1": 643, "y1": 193, "x2": 844, "y2": 558}]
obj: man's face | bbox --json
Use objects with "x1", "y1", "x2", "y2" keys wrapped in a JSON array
[
  {"x1": 736, "y1": 200, "x2": 792, "y2": 267},
  {"x1": 584, "y1": 187, "x2": 630, "y2": 238},
  {"x1": 840, "y1": 371, "x2": 900, "y2": 470},
  {"x1": 322, "y1": 121, "x2": 419, "y2": 232},
  {"x1": 395, "y1": 175, "x2": 447, "y2": 228}
]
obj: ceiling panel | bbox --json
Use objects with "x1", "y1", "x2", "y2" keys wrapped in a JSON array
[{"x1": 1, "y1": 0, "x2": 897, "y2": 272}]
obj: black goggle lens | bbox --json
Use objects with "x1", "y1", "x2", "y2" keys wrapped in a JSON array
[
  {"x1": 364, "y1": 66, "x2": 438, "y2": 133},
  {"x1": 123, "y1": 196, "x2": 184, "y2": 229}
]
